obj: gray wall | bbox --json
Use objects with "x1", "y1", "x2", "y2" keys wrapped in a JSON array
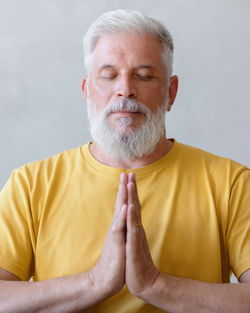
[{"x1": 1, "y1": 0, "x2": 250, "y2": 189}]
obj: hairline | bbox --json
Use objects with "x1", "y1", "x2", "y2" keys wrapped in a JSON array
[
  {"x1": 83, "y1": 10, "x2": 174, "y2": 80},
  {"x1": 86, "y1": 30, "x2": 173, "y2": 82}
]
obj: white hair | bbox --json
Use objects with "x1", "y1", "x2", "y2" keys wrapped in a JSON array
[
  {"x1": 87, "y1": 97, "x2": 166, "y2": 160},
  {"x1": 83, "y1": 9, "x2": 174, "y2": 78}
]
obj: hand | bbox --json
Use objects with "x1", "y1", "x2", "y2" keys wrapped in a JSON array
[
  {"x1": 125, "y1": 172, "x2": 160, "y2": 297},
  {"x1": 88, "y1": 173, "x2": 128, "y2": 298}
]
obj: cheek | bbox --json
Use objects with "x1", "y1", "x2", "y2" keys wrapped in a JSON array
[
  {"x1": 139, "y1": 85, "x2": 166, "y2": 107},
  {"x1": 88, "y1": 81, "x2": 113, "y2": 108}
]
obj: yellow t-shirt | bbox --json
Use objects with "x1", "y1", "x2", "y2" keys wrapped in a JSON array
[{"x1": 0, "y1": 140, "x2": 249, "y2": 312}]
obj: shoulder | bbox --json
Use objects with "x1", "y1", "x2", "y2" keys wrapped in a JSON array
[
  {"x1": 15, "y1": 144, "x2": 87, "y2": 173},
  {"x1": 8, "y1": 144, "x2": 89, "y2": 188},
  {"x1": 175, "y1": 140, "x2": 249, "y2": 185}
]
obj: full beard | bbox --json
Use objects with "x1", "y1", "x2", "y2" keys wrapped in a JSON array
[{"x1": 87, "y1": 98, "x2": 166, "y2": 161}]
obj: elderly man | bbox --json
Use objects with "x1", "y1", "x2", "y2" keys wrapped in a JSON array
[{"x1": 0, "y1": 9, "x2": 249, "y2": 313}]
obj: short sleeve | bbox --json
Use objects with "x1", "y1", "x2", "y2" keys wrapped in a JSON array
[
  {"x1": 0, "y1": 169, "x2": 35, "y2": 281},
  {"x1": 226, "y1": 168, "x2": 250, "y2": 279}
]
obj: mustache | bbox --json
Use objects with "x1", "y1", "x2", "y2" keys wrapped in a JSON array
[{"x1": 103, "y1": 99, "x2": 150, "y2": 117}]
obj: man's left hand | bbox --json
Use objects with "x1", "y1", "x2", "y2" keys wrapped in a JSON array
[{"x1": 124, "y1": 172, "x2": 160, "y2": 297}]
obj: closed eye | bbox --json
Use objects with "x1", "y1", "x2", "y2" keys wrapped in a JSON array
[
  {"x1": 135, "y1": 74, "x2": 154, "y2": 81},
  {"x1": 101, "y1": 74, "x2": 117, "y2": 80}
]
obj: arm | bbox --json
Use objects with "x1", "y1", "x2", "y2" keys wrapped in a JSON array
[
  {"x1": 139, "y1": 269, "x2": 250, "y2": 313},
  {"x1": 0, "y1": 268, "x2": 103, "y2": 313},
  {"x1": 124, "y1": 172, "x2": 250, "y2": 313},
  {"x1": 0, "y1": 174, "x2": 128, "y2": 313}
]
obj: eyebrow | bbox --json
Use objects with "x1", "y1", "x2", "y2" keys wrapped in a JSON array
[
  {"x1": 137, "y1": 65, "x2": 153, "y2": 69},
  {"x1": 99, "y1": 64, "x2": 154, "y2": 70},
  {"x1": 100, "y1": 64, "x2": 115, "y2": 70}
]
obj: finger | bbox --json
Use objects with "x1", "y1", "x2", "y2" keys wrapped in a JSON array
[
  {"x1": 126, "y1": 204, "x2": 135, "y2": 232},
  {"x1": 127, "y1": 173, "x2": 135, "y2": 205},
  {"x1": 121, "y1": 172, "x2": 128, "y2": 185},
  {"x1": 126, "y1": 204, "x2": 148, "y2": 254},
  {"x1": 114, "y1": 173, "x2": 128, "y2": 220},
  {"x1": 119, "y1": 173, "x2": 128, "y2": 206},
  {"x1": 111, "y1": 204, "x2": 127, "y2": 246},
  {"x1": 127, "y1": 179, "x2": 141, "y2": 222},
  {"x1": 114, "y1": 204, "x2": 127, "y2": 232},
  {"x1": 128, "y1": 171, "x2": 135, "y2": 183},
  {"x1": 126, "y1": 204, "x2": 141, "y2": 248},
  {"x1": 127, "y1": 181, "x2": 133, "y2": 205},
  {"x1": 128, "y1": 182, "x2": 140, "y2": 222},
  {"x1": 128, "y1": 172, "x2": 140, "y2": 205}
]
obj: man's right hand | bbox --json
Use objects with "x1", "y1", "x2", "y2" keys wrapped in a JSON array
[
  {"x1": 88, "y1": 173, "x2": 128, "y2": 297},
  {"x1": 0, "y1": 174, "x2": 128, "y2": 313}
]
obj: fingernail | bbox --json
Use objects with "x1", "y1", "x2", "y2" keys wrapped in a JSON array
[{"x1": 120, "y1": 172, "x2": 125, "y2": 182}]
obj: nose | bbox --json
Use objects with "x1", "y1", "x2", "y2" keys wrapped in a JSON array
[
  {"x1": 118, "y1": 89, "x2": 135, "y2": 98},
  {"x1": 118, "y1": 89, "x2": 136, "y2": 98},
  {"x1": 116, "y1": 75, "x2": 137, "y2": 99}
]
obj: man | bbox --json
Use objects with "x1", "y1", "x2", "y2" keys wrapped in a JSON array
[{"x1": 0, "y1": 9, "x2": 249, "y2": 313}]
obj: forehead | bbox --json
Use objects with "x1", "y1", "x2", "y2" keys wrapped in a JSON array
[{"x1": 91, "y1": 32, "x2": 164, "y2": 69}]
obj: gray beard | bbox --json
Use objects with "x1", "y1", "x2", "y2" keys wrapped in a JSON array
[{"x1": 87, "y1": 98, "x2": 166, "y2": 161}]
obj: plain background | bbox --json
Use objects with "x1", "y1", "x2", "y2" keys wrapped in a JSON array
[
  {"x1": 1, "y1": 0, "x2": 250, "y2": 189},
  {"x1": 0, "y1": 0, "x2": 249, "y2": 284}
]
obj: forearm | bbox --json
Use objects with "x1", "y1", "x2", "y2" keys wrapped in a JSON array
[
  {"x1": 138, "y1": 272, "x2": 250, "y2": 313},
  {"x1": 0, "y1": 272, "x2": 108, "y2": 313}
]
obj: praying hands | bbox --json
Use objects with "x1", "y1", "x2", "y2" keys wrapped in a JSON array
[{"x1": 89, "y1": 172, "x2": 160, "y2": 298}]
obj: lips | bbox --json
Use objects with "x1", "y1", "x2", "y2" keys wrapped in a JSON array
[{"x1": 111, "y1": 111, "x2": 142, "y2": 115}]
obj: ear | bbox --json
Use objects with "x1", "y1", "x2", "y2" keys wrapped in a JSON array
[
  {"x1": 166, "y1": 75, "x2": 178, "y2": 112},
  {"x1": 81, "y1": 77, "x2": 88, "y2": 102}
]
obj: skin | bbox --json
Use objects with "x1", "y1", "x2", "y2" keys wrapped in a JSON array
[
  {"x1": 82, "y1": 32, "x2": 178, "y2": 169},
  {"x1": 0, "y1": 32, "x2": 249, "y2": 312}
]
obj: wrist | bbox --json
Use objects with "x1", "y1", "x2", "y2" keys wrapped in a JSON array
[
  {"x1": 136, "y1": 271, "x2": 166, "y2": 303},
  {"x1": 85, "y1": 269, "x2": 122, "y2": 301},
  {"x1": 129, "y1": 268, "x2": 162, "y2": 299}
]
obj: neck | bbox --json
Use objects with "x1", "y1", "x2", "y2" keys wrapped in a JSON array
[{"x1": 89, "y1": 136, "x2": 174, "y2": 169}]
